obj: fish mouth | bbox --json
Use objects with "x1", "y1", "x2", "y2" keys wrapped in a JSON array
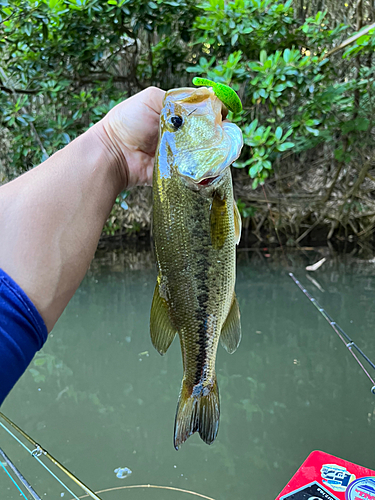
[
  {"x1": 197, "y1": 176, "x2": 219, "y2": 187},
  {"x1": 181, "y1": 174, "x2": 220, "y2": 191}
]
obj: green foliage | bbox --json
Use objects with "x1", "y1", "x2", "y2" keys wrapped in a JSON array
[
  {"x1": 187, "y1": 0, "x2": 368, "y2": 187},
  {"x1": 237, "y1": 198, "x2": 256, "y2": 218},
  {"x1": 235, "y1": 118, "x2": 294, "y2": 188},
  {"x1": 343, "y1": 27, "x2": 375, "y2": 58},
  {"x1": 0, "y1": 0, "x2": 196, "y2": 174},
  {"x1": 194, "y1": 0, "x2": 296, "y2": 56},
  {"x1": 102, "y1": 191, "x2": 129, "y2": 235},
  {"x1": 1, "y1": 0, "x2": 375, "y2": 200}
]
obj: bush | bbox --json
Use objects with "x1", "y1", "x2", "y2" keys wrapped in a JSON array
[{"x1": 1, "y1": 0, "x2": 375, "y2": 239}]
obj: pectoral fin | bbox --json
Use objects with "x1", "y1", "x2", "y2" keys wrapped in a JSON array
[
  {"x1": 233, "y1": 200, "x2": 242, "y2": 246},
  {"x1": 150, "y1": 278, "x2": 177, "y2": 355},
  {"x1": 220, "y1": 294, "x2": 241, "y2": 354},
  {"x1": 210, "y1": 192, "x2": 229, "y2": 250}
]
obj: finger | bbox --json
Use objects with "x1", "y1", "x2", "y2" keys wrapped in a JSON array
[
  {"x1": 131, "y1": 87, "x2": 165, "y2": 115},
  {"x1": 139, "y1": 86, "x2": 166, "y2": 115}
]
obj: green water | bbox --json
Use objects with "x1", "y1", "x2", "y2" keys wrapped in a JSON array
[{"x1": 2, "y1": 249, "x2": 375, "y2": 500}]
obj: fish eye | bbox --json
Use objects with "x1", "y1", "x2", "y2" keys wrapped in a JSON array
[{"x1": 170, "y1": 115, "x2": 183, "y2": 129}]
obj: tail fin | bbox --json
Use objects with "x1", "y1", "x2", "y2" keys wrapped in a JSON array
[{"x1": 173, "y1": 377, "x2": 220, "y2": 450}]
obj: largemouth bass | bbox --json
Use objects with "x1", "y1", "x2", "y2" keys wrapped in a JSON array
[{"x1": 150, "y1": 86, "x2": 243, "y2": 449}]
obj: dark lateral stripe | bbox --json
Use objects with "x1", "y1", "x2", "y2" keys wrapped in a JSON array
[
  {"x1": 194, "y1": 269, "x2": 209, "y2": 385},
  {"x1": 191, "y1": 193, "x2": 211, "y2": 386}
]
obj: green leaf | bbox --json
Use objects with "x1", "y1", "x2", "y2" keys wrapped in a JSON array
[
  {"x1": 277, "y1": 142, "x2": 295, "y2": 151},
  {"x1": 249, "y1": 164, "x2": 260, "y2": 178},
  {"x1": 16, "y1": 116, "x2": 28, "y2": 126},
  {"x1": 282, "y1": 129, "x2": 293, "y2": 140},
  {"x1": 260, "y1": 50, "x2": 267, "y2": 64},
  {"x1": 356, "y1": 35, "x2": 369, "y2": 46},
  {"x1": 231, "y1": 32, "x2": 238, "y2": 45},
  {"x1": 263, "y1": 160, "x2": 272, "y2": 170},
  {"x1": 248, "y1": 119, "x2": 258, "y2": 132},
  {"x1": 248, "y1": 62, "x2": 264, "y2": 71},
  {"x1": 334, "y1": 148, "x2": 343, "y2": 161},
  {"x1": 263, "y1": 60, "x2": 272, "y2": 69},
  {"x1": 306, "y1": 126, "x2": 319, "y2": 136},
  {"x1": 275, "y1": 126, "x2": 282, "y2": 140},
  {"x1": 258, "y1": 146, "x2": 265, "y2": 156},
  {"x1": 273, "y1": 84, "x2": 286, "y2": 92},
  {"x1": 357, "y1": 118, "x2": 370, "y2": 131},
  {"x1": 283, "y1": 48, "x2": 290, "y2": 63},
  {"x1": 262, "y1": 126, "x2": 272, "y2": 141},
  {"x1": 23, "y1": 22, "x2": 32, "y2": 36}
]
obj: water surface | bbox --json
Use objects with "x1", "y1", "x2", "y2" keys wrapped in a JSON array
[{"x1": 2, "y1": 249, "x2": 375, "y2": 499}]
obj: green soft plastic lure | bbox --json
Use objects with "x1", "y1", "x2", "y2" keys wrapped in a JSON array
[{"x1": 192, "y1": 77, "x2": 242, "y2": 114}]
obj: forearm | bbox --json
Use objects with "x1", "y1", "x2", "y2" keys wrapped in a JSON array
[{"x1": 0, "y1": 122, "x2": 124, "y2": 332}]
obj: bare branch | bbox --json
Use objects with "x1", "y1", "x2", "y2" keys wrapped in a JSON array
[{"x1": 325, "y1": 22, "x2": 375, "y2": 59}]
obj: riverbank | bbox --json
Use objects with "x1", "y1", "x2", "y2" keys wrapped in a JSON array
[
  {"x1": 101, "y1": 150, "x2": 375, "y2": 250},
  {"x1": 101, "y1": 167, "x2": 375, "y2": 251}
]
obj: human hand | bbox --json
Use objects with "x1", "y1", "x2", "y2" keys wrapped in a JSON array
[{"x1": 97, "y1": 86, "x2": 166, "y2": 189}]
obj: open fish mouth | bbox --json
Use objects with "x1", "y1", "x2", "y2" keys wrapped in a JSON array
[
  {"x1": 181, "y1": 173, "x2": 221, "y2": 191},
  {"x1": 197, "y1": 176, "x2": 219, "y2": 187}
]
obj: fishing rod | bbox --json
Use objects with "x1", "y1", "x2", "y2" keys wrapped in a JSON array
[
  {"x1": 0, "y1": 446, "x2": 41, "y2": 500},
  {"x1": 289, "y1": 273, "x2": 375, "y2": 393},
  {"x1": 0, "y1": 411, "x2": 103, "y2": 500}
]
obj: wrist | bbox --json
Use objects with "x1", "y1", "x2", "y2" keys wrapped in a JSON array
[{"x1": 87, "y1": 120, "x2": 129, "y2": 193}]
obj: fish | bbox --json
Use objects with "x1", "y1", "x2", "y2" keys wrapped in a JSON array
[{"x1": 150, "y1": 86, "x2": 243, "y2": 449}]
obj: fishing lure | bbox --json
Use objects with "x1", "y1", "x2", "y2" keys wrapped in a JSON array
[{"x1": 192, "y1": 77, "x2": 242, "y2": 114}]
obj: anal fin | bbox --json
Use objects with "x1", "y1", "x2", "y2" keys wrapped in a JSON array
[
  {"x1": 150, "y1": 277, "x2": 177, "y2": 355},
  {"x1": 220, "y1": 294, "x2": 241, "y2": 354}
]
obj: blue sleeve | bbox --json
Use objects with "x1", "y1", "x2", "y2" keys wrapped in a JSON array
[{"x1": 0, "y1": 268, "x2": 48, "y2": 405}]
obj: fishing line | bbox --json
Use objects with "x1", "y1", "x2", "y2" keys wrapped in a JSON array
[
  {"x1": 0, "y1": 419, "x2": 81, "y2": 500},
  {"x1": 0, "y1": 412, "x2": 102, "y2": 500},
  {"x1": 0, "y1": 457, "x2": 29, "y2": 500},
  {"x1": 289, "y1": 273, "x2": 375, "y2": 391},
  {"x1": 0, "y1": 446, "x2": 41, "y2": 500}
]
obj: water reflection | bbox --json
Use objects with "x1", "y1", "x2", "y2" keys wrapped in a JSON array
[{"x1": 1, "y1": 249, "x2": 375, "y2": 499}]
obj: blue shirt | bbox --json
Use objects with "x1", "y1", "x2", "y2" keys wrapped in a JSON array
[{"x1": 0, "y1": 269, "x2": 48, "y2": 405}]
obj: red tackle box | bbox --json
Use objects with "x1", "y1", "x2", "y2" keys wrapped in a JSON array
[{"x1": 275, "y1": 450, "x2": 375, "y2": 500}]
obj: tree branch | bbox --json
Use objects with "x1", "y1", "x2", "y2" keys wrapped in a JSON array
[
  {"x1": 325, "y1": 22, "x2": 375, "y2": 59},
  {"x1": 0, "y1": 84, "x2": 38, "y2": 95},
  {"x1": 0, "y1": 68, "x2": 49, "y2": 159}
]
